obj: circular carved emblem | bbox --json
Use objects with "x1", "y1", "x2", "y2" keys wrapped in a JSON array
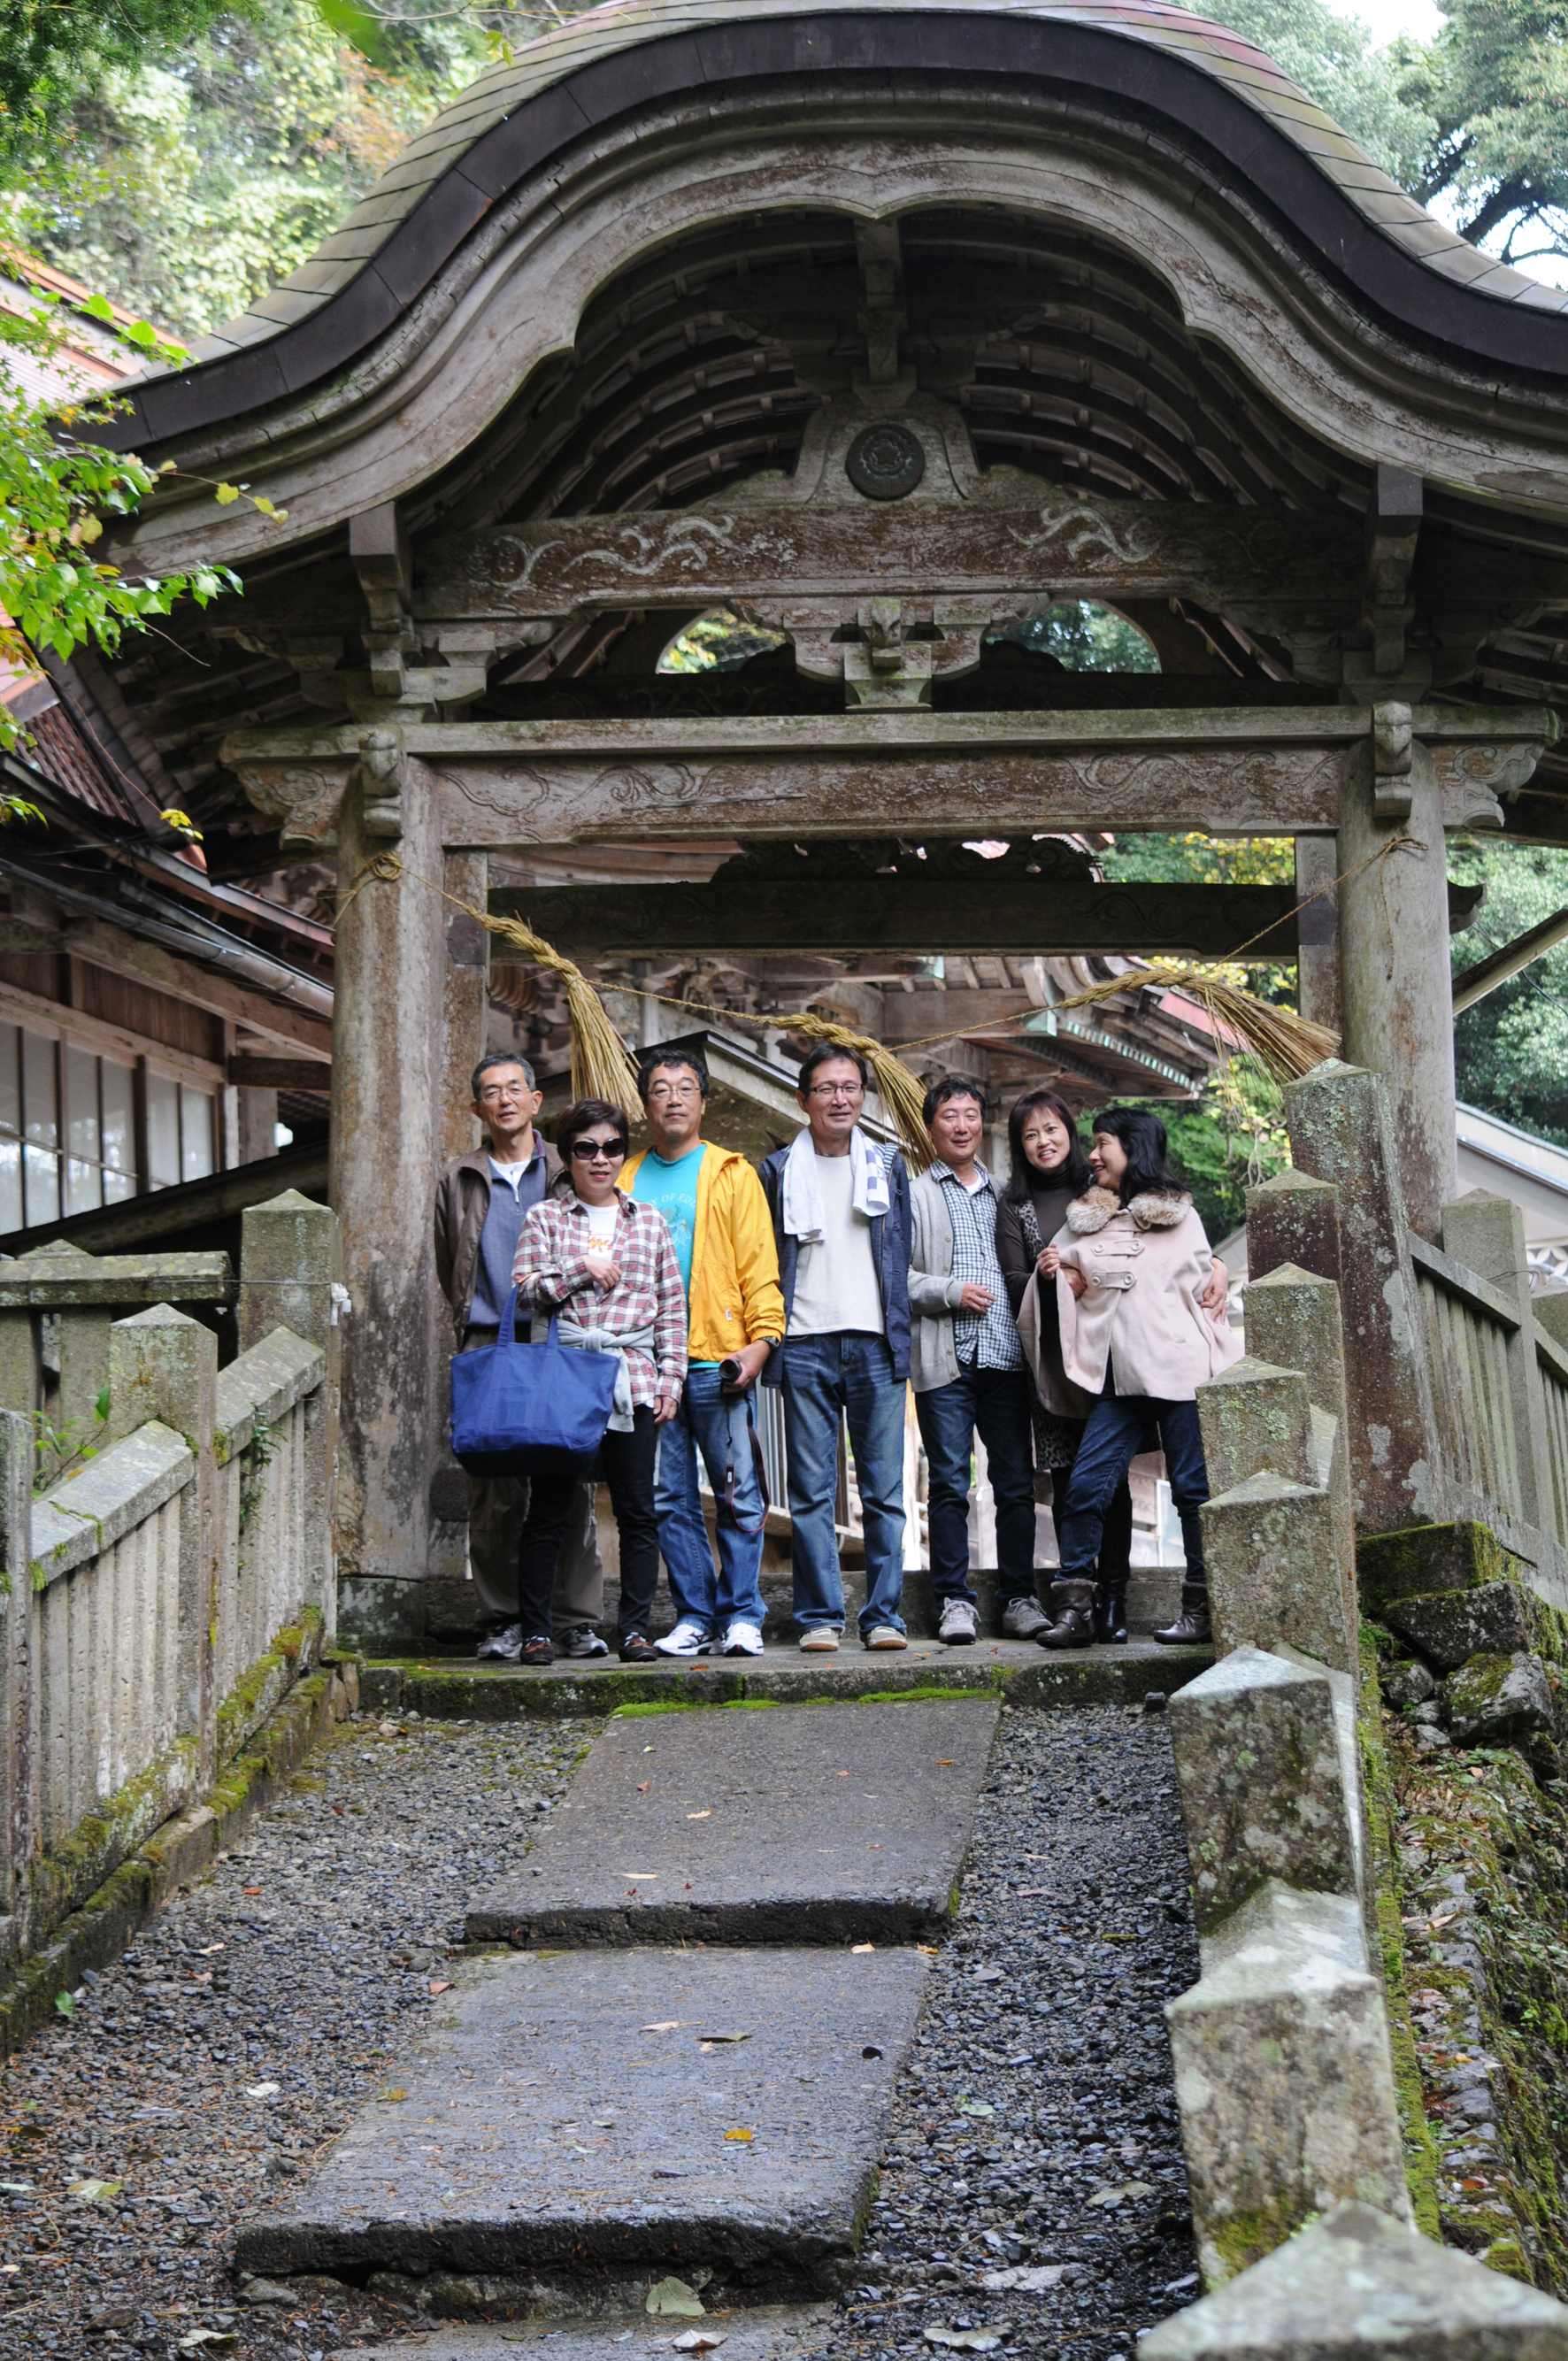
[{"x1": 845, "y1": 422, "x2": 926, "y2": 501}]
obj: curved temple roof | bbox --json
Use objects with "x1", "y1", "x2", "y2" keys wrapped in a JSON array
[{"x1": 116, "y1": 0, "x2": 1568, "y2": 450}]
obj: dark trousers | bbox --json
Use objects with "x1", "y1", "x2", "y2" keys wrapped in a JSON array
[
  {"x1": 917, "y1": 1365, "x2": 1038, "y2": 1604},
  {"x1": 519, "y1": 1406, "x2": 660, "y2": 1642},
  {"x1": 1050, "y1": 1479, "x2": 1134, "y2": 1589},
  {"x1": 1057, "y1": 1390, "x2": 1210, "y2": 1586}
]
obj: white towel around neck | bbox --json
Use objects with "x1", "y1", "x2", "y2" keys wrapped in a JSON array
[{"x1": 780, "y1": 1123, "x2": 890, "y2": 1242}]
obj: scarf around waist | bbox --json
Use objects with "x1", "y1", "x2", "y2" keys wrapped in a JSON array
[{"x1": 556, "y1": 1313, "x2": 658, "y2": 1431}]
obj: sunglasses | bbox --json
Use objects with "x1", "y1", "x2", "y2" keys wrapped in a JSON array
[{"x1": 570, "y1": 1136, "x2": 626, "y2": 1161}]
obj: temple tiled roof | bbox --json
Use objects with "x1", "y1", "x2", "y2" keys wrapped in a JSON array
[{"x1": 181, "y1": 0, "x2": 1563, "y2": 368}]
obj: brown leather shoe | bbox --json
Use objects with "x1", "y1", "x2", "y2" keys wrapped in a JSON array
[
  {"x1": 1038, "y1": 1579, "x2": 1096, "y2": 1650},
  {"x1": 1154, "y1": 1583, "x2": 1211, "y2": 1644}
]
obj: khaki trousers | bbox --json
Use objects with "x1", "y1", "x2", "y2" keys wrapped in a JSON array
[{"x1": 459, "y1": 1327, "x2": 605, "y2": 1637}]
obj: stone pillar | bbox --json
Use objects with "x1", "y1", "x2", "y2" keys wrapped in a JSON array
[
  {"x1": 1197, "y1": 1357, "x2": 1357, "y2": 1676},
  {"x1": 329, "y1": 731, "x2": 444, "y2": 1581},
  {"x1": 1247, "y1": 1168, "x2": 1341, "y2": 1290},
  {"x1": 0, "y1": 1407, "x2": 35, "y2": 1959},
  {"x1": 1281, "y1": 1060, "x2": 1442, "y2": 1535},
  {"x1": 1294, "y1": 835, "x2": 1341, "y2": 1037},
  {"x1": 1441, "y1": 1190, "x2": 1553, "y2": 1539},
  {"x1": 238, "y1": 1189, "x2": 343, "y2": 1626},
  {"x1": 1336, "y1": 733, "x2": 1457, "y2": 1241},
  {"x1": 107, "y1": 1306, "x2": 218, "y2": 1777}
]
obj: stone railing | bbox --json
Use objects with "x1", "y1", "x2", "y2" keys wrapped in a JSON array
[
  {"x1": 0, "y1": 1191, "x2": 342, "y2": 1973},
  {"x1": 1249, "y1": 1059, "x2": 1568, "y2": 1609},
  {"x1": 1149, "y1": 1247, "x2": 1568, "y2": 2354}
]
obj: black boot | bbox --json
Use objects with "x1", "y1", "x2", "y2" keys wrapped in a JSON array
[
  {"x1": 1038, "y1": 1579, "x2": 1096, "y2": 1650},
  {"x1": 1154, "y1": 1582, "x2": 1211, "y2": 1644},
  {"x1": 1094, "y1": 1581, "x2": 1129, "y2": 1645}
]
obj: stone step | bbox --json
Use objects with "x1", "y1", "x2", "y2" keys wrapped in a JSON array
[
  {"x1": 356, "y1": 1638, "x2": 1212, "y2": 1722},
  {"x1": 466, "y1": 1696, "x2": 998, "y2": 1948},
  {"x1": 232, "y1": 1946, "x2": 926, "y2": 2303}
]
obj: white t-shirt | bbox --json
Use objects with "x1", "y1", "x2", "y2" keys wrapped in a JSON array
[
  {"x1": 788, "y1": 1153, "x2": 884, "y2": 1339},
  {"x1": 584, "y1": 1200, "x2": 619, "y2": 1247}
]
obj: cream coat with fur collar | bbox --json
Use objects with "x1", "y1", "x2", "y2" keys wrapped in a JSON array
[{"x1": 1054, "y1": 1187, "x2": 1241, "y2": 1403}]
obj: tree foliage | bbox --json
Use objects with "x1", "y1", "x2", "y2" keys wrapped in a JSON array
[
  {"x1": 1202, "y1": 0, "x2": 1438, "y2": 188},
  {"x1": 0, "y1": 0, "x2": 241, "y2": 169},
  {"x1": 1405, "y1": 1, "x2": 1568, "y2": 271},
  {"x1": 1449, "y1": 841, "x2": 1568, "y2": 1143},
  {"x1": 12, "y1": 0, "x2": 485, "y2": 340}
]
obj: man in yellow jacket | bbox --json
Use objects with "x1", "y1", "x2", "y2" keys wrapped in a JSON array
[{"x1": 622, "y1": 1046, "x2": 785, "y2": 1657}]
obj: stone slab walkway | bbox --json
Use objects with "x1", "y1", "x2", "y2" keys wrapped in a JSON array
[
  {"x1": 234, "y1": 1946, "x2": 928, "y2": 2298},
  {"x1": 466, "y1": 1698, "x2": 998, "y2": 1947}
]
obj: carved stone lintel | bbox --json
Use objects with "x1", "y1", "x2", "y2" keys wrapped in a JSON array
[{"x1": 357, "y1": 727, "x2": 406, "y2": 842}]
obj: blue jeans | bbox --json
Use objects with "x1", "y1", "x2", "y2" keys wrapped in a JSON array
[
  {"x1": 1057, "y1": 1390, "x2": 1209, "y2": 1584},
  {"x1": 781, "y1": 1334, "x2": 907, "y2": 1636},
  {"x1": 655, "y1": 1365, "x2": 767, "y2": 1633},
  {"x1": 916, "y1": 1366, "x2": 1038, "y2": 1605}
]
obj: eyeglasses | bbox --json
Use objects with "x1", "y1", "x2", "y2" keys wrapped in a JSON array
[
  {"x1": 806, "y1": 1083, "x2": 863, "y2": 1102},
  {"x1": 570, "y1": 1137, "x2": 626, "y2": 1162}
]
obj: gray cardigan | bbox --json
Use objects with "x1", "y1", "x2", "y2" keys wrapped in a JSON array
[{"x1": 907, "y1": 1167, "x2": 976, "y2": 1394}]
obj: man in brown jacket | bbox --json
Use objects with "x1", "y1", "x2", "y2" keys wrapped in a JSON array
[{"x1": 434, "y1": 1052, "x2": 606, "y2": 1658}]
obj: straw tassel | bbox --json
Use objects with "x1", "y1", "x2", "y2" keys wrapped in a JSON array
[{"x1": 1050, "y1": 965, "x2": 1339, "y2": 1085}]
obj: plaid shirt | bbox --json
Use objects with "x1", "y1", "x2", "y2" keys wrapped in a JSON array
[
  {"x1": 514, "y1": 1191, "x2": 688, "y2": 1409},
  {"x1": 934, "y1": 1161, "x2": 1026, "y2": 1373}
]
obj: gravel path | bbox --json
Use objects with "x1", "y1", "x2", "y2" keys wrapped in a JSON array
[{"x1": 0, "y1": 1699, "x2": 1198, "y2": 2361}]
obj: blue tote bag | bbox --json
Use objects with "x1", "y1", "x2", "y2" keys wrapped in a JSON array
[{"x1": 450, "y1": 1288, "x2": 618, "y2": 1476}]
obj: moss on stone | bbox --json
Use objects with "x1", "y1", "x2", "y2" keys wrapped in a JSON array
[{"x1": 1358, "y1": 1521, "x2": 1525, "y2": 1615}]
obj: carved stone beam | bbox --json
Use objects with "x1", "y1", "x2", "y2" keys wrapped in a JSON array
[
  {"x1": 756, "y1": 596, "x2": 995, "y2": 707},
  {"x1": 227, "y1": 725, "x2": 417, "y2": 854},
  {"x1": 343, "y1": 502, "x2": 503, "y2": 718}
]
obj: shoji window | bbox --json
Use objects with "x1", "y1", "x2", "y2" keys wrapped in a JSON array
[
  {"x1": 145, "y1": 1071, "x2": 214, "y2": 1189},
  {"x1": 0, "y1": 1024, "x2": 140, "y2": 1227}
]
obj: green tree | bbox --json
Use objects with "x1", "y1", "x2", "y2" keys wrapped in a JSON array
[
  {"x1": 0, "y1": 0, "x2": 241, "y2": 168},
  {"x1": 1402, "y1": 1, "x2": 1568, "y2": 270},
  {"x1": 15, "y1": 0, "x2": 485, "y2": 341},
  {"x1": 1449, "y1": 840, "x2": 1568, "y2": 1142},
  {"x1": 995, "y1": 601, "x2": 1160, "y2": 673},
  {"x1": 1199, "y1": 0, "x2": 1438, "y2": 187}
]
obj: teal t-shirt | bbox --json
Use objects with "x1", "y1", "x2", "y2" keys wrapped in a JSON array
[{"x1": 631, "y1": 1142, "x2": 703, "y2": 1299}]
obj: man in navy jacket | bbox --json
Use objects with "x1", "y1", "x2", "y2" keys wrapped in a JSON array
[{"x1": 759, "y1": 1044, "x2": 912, "y2": 1652}]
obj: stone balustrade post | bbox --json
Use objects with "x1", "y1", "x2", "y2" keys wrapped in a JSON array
[
  {"x1": 1197, "y1": 1358, "x2": 1357, "y2": 1674},
  {"x1": 1242, "y1": 1263, "x2": 1358, "y2": 1653},
  {"x1": 1279, "y1": 1059, "x2": 1442, "y2": 1535},
  {"x1": 108, "y1": 1308, "x2": 219, "y2": 1780},
  {"x1": 238, "y1": 1191, "x2": 342, "y2": 1626},
  {"x1": 0, "y1": 1407, "x2": 35, "y2": 1962},
  {"x1": 1441, "y1": 1189, "x2": 1554, "y2": 1540}
]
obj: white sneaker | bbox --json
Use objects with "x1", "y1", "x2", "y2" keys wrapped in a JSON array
[
  {"x1": 939, "y1": 1598, "x2": 979, "y2": 1646},
  {"x1": 798, "y1": 1627, "x2": 841, "y2": 1652},
  {"x1": 478, "y1": 1623, "x2": 523, "y2": 1662},
  {"x1": 865, "y1": 1624, "x2": 910, "y2": 1650},
  {"x1": 654, "y1": 1620, "x2": 712, "y2": 1657},
  {"x1": 722, "y1": 1620, "x2": 764, "y2": 1657}
]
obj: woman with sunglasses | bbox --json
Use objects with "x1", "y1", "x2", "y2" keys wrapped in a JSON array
[{"x1": 511, "y1": 1097, "x2": 688, "y2": 1666}]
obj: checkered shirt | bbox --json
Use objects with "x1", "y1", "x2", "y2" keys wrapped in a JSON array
[
  {"x1": 514, "y1": 1190, "x2": 688, "y2": 1408},
  {"x1": 934, "y1": 1161, "x2": 1025, "y2": 1372}
]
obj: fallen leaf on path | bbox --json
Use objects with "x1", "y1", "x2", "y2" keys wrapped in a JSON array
[
  {"x1": 687, "y1": 1810, "x2": 711, "y2": 1819},
  {"x1": 242, "y1": 1887, "x2": 262, "y2": 1896},
  {"x1": 983, "y1": 2265, "x2": 1065, "y2": 2293},
  {"x1": 924, "y1": 2332, "x2": 1000, "y2": 2350},
  {"x1": 54, "y1": 1992, "x2": 76, "y2": 2019},
  {"x1": 851, "y1": 1943, "x2": 874, "y2": 1954},
  {"x1": 936, "y1": 1760, "x2": 956, "y2": 1765},
  {"x1": 428, "y1": 1980, "x2": 453, "y2": 1995},
  {"x1": 972, "y1": 1965, "x2": 1003, "y2": 1983},
  {"x1": 1013, "y1": 1888, "x2": 1049, "y2": 1899},
  {"x1": 620, "y1": 1872, "x2": 657, "y2": 1880},
  {"x1": 672, "y1": 2332, "x2": 727, "y2": 2351},
  {"x1": 636, "y1": 1781, "x2": 651, "y2": 1793},
  {"x1": 177, "y1": 2334, "x2": 235, "y2": 2353},
  {"x1": 66, "y1": 2178, "x2": 123, "y2": 2204},
  {"x1": 1087, "y1": 2179, "x2": 1155, "y2": 2207},
  {"x1": 244, "y1": 2083, "x2": 281, "y2": 2099},
  {"x1": 724, "y1": 2128, "x2": 753, "y2": 2142},
  {"x1": 956, "y1": 2099, "x2": 994, "y2": 2118},
  {"x1": 642, "y1": 2022, "x2": 683, "y2": 2032},
  {"x1": 0, "y1": 2181, "x2": 32, "y2": 2195},
  {"x1": 697, "y1": 2031, "x2": 750, "y2": 2042},
  {"x1": 376, "y1": 2088, "x2": 407, "y2": 2103},
  {"x1": 646, "y1": 2275, "x2": 705, "y2": 2317}
]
